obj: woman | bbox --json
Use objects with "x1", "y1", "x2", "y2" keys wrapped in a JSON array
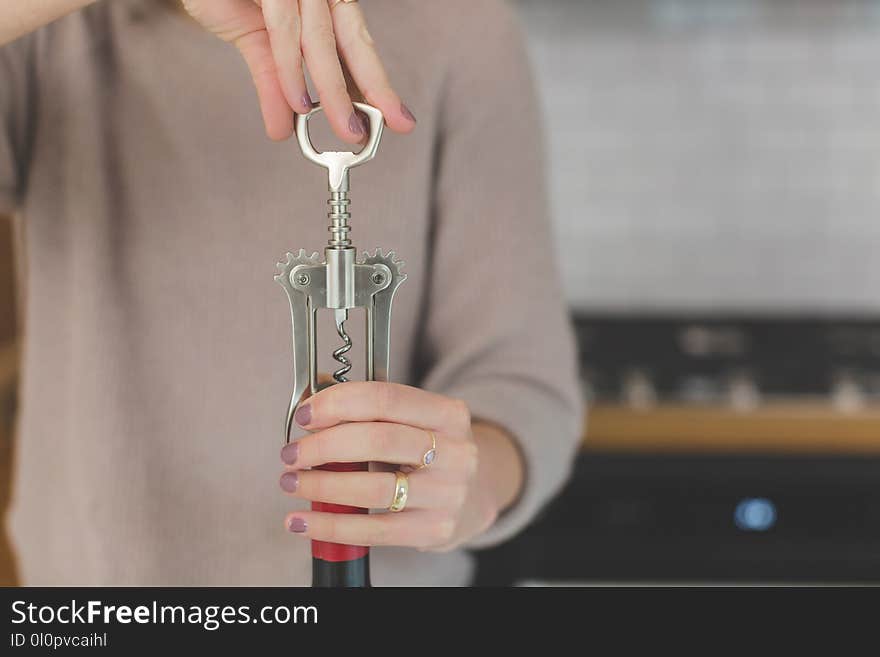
[{"x1": 0, "y1": 0, "x2": 582, "y2": 586}]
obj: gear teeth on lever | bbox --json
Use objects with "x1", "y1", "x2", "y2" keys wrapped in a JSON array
[
  {"x1": 275, "y1": 250, "x2": 322, "y2": 288},
  {"x1": 361, "y1": 247, "x2": 407, "y2": 282}
]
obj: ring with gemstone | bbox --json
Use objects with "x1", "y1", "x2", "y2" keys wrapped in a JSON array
[{"x1": 416, "y1": 430, "x2": 437, "y2": 470}]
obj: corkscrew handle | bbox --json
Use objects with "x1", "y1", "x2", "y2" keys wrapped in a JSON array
[{"x1": 295, "y1": 102, "x2": 385, "y2": 192}]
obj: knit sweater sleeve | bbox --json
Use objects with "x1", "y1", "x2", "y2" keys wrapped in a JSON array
[{"x1": 417, "y1": 0, "x2": 584, "y2": 549}]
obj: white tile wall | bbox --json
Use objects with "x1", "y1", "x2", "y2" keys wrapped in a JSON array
[{"x1": 513, "y1": 0, "x2": 880, "y2": 312}]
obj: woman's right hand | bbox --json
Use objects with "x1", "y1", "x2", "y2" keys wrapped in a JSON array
[{"x1": 181, "y1": 0, "x2": 416, "y2": 142}]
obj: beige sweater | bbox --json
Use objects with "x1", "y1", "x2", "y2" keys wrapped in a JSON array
[{"x1": 0, "y1": 0, "x2": 583, "y2": 586}]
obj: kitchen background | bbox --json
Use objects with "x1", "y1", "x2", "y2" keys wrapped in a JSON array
[{"x1": 2, "y1": 0, "x2": 880, "y2": 584}]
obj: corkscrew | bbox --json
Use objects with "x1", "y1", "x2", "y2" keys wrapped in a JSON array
[
  {"x1": 274, "y1": 103, "x2": 406, "y2": 586},
  {"x1": 276, "y1": 102, "x2": 407, "y2": 438}
]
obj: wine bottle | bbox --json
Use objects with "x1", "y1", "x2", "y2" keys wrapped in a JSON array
[
  {"x1": 312, "y1": 554, "x2": 370, "y2": 588},
  {"x1": 311, "y1": 461, "x2": 371, "y2": 588}
]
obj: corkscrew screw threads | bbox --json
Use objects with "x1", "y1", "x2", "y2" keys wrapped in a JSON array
[{"x1": 332, "y1": 309, "x2": 353, "y2": 383}]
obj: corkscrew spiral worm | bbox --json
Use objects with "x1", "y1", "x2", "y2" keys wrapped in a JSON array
[{"x1": 332, "y1": 315, "x2": 353, "y2": 383}]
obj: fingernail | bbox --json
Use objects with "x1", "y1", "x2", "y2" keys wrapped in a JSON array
[
  {"x1": 294, "y1": 404, "x2": 311, "y2": 427},
  {"x1": 301, "y1": 93, "x2": 314, "y2": 110},
  {"x1": 280, "y1": 472, "x2": 299, "y2": 493},
  {"x1": 280, "y1": 442, "x2": 299, "y2": 466},
  {"x1": 401, "y1": 102, "x2": 416, "y2": 123},
  {"x1": 349, "y1": 111, "x2": 365, "y2": 135},
  {"x1": 287, "y1": 517, "x2": 308, "y2": 533}
]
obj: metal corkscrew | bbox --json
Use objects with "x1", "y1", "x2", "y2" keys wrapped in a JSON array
[{"x1": 275, "y1": 103, "x2": 406, "y2": 586}]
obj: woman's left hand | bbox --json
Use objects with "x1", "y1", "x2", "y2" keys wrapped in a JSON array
[{"x1": 279, "y1": 382, "x2": 501, "y2": 551}]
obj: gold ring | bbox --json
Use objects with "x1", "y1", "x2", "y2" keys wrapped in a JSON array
[
  {"x1": 329, "y1": 0, "x2": 358, "y2": 10},
  {"x1": 416, "y1": 430, "x2": 437, "y2": 470},
  {"x1": 388, "y1": 471, "x2": 409, "y2": 513}
]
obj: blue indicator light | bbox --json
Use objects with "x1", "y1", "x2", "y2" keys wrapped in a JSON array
[{"x1": 734, "y1": 498, "x2": 777, "y2": 532}]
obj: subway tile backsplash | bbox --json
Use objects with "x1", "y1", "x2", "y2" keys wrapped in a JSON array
[{"x1": 513, "y1": 0, "x2": 880, "y2": 313}]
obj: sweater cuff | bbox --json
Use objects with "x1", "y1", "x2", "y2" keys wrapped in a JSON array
[{"x1": 437, "y1": 378, "x2": 582, "y2": 550}]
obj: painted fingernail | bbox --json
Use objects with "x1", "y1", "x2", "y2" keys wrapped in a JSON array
[
  {"x1": 280, "y1": 472, "x2": 299, "y2": 493},
  {"x1": 294, "y1": 404, "x2": 311, "y2": 427},
  {"x1": 349, "y1": 111, "x2": 365, "y2": 135},
  {"x1": 280, "y1": 442, "x2": 299, "y2": 466},
  {"x1": 287, "y1": 517, "x2": 308, "y2": 533},
  {"x1": 401, "y1": 102, "x2": 417, "y2": 123},
  {"x1": 301, "y1": 93, "x2": 314, "y2": 111}
]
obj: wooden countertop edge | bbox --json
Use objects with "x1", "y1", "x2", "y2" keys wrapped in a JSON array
[{"x1": 583, "y1": 403, "x2": 880, "y2": 454}]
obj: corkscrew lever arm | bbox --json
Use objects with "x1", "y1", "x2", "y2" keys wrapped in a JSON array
[
  {"x1": 275, "y1": 252, "x2": 320, "y2": 443},
  {"x1": 361, "y1": 252, "x2": 407, "y2": 383}
]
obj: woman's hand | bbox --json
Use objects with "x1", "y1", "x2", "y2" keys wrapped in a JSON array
[
  {"x1": 279, "y1": 382, "x2": 523, "y2": 551},
  {"x1": 181, "y1": 0, "x2": 416, "y2": 142}
]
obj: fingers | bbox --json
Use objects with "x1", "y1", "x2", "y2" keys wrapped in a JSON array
[
  {"x1": 283, "y1": 422, "x2": 465, "y2": 471},
  {"x1": 234, "y1": 29, "x2": 294, "y2": 140},
  {"x1": 294, "y1": 382, "x2": 472, "y2": 434},
  {"x1": 300, "y1": 0, "x2": 362, "y2": 143},
  {"x1": 280, "y1": 469, "x2": 463, "y2": 511},
  {"x1": 296, "y1": 373, "x2": 336, "y2": 407},
  {"x1": 330, "y1": 2, "x2": 416, "y2": 133},
  {"x1": 284, "y1": 509, "x2": 456, "y2": 549},
  {"x1": 261, "y1": 0, "x2": 312, "y2": 114}
]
